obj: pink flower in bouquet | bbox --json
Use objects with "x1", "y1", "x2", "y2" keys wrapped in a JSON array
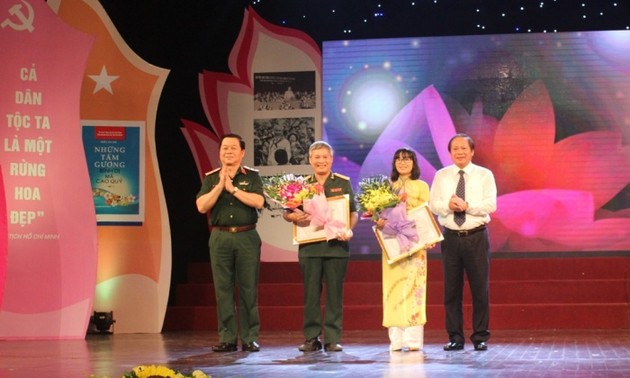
[{"x1": 263, "y1": 174, "x2": 324, "y2": 210}]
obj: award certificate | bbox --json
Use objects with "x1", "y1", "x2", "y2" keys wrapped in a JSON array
[
  {"x1": 373, "y1": 204, "x2": 443, "y2": 264},
  {"x1": 293, "y1": 195, "x2": 350, "y2": 245}
]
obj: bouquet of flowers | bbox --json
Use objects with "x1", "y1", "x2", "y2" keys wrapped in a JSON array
[
  {"x1": 356, "y1": 175, "x2": 402, "y2": 220},
  {"x1": 121, "y1": 364, "x2": 209, "y2": 378},
  {"x1": 262, "y1": 173, "x2": 324, "y2": 211}
]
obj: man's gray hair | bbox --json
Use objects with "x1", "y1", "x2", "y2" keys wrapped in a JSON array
[{"x1": 309, "y1": 141, "x2": 334, "y2": 157}]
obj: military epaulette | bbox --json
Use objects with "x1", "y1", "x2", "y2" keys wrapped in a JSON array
[
  {"x1": 242, "y1": 165, "x2": 259, "y2": 172},
  {"x1": 205, "y1": 167, "x2": 220, "y2": 176},
  {"x1": 332, "y1": 172, "x2": 350, "y2": 180}
]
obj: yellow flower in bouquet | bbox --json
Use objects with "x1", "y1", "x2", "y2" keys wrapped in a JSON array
[
  {"x1": 356, "y1": 175, "x2": 401, "y2": 220},
  {"x1": 262, "y1": 173, "x2": 324, "y2": 210}
]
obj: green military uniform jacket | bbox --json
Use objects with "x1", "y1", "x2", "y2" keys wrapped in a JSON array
[{"x1": 196, "y1": 166, "x2": 263, "y2": 227}]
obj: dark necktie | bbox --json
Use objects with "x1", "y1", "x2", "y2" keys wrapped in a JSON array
[{"x1": 454, "y1": 170, "x2": 466, "y2": 226}]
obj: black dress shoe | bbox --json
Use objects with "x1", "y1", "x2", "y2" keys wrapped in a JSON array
[
  {"x1": 474, "y1": 342, "x2": 488, "y2": 351},
  {"x1": 443, "y1": 341, "x2": 464, "y2": 351},
  {"x1": 298, "y1": 337, "x2": 322, "y2": 352},
  {"x1": 324, "y1": 343, "x2": 343, "y2": 352},
  {"x1": 242, "y1": 341, "x2": 260, "y2": 352},
  {"x1": 212, "y1": 342, "x2": 237, "y2": 352}
]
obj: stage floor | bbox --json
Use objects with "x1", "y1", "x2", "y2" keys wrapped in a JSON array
[{"x1": 1, "y1": 329, "x2": 629, "y2": 377}]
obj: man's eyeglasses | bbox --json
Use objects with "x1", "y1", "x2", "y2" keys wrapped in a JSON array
[{"x1": 395, "y1": 157, "x2": 412, "y2": 162}]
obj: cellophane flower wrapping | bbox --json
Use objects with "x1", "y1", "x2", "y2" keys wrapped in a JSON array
[
  {"x1": 303, "y1": 192, "x2": 346, "y2": 240},
  {"x1": 262, "y1": 174, "x2": 324, "y2": 211},
  {"x1": 380, "y1": 201, "x2": 419, "y2": 253},
  {"x1": 356, "y1": 175, "x2": 401, "y2": 220}
]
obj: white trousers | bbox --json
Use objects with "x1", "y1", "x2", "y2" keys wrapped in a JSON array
[{"x1": 389, "y1": 325, "x2": 424, "y2": 351}]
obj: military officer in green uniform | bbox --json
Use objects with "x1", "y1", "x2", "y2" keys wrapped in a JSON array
[
  {"x1": 196, "y1": 133, "x2": 265, "y2": 353},
  {"x1": 283, "y1": 141, "x2": 358, "y2": 352}
]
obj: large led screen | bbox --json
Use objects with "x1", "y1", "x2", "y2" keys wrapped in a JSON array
[{"x1": 322, "y1": 31, "x2": 630, "y2": 256}]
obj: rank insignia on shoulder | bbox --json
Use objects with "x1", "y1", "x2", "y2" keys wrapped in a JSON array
[
  {"x1": 243, "y1": 165, "x2": 259, "y2": 172},
  {"x1": 205, "y1": 167, "x2": 220, "y2": 176},
  {"x1": 332, "y1": 173, "x2": 350, "y2": 180}
]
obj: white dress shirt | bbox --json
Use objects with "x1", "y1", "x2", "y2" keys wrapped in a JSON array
[{"x1": 430, "y1": 163, "x2": 497, "y2": 230}]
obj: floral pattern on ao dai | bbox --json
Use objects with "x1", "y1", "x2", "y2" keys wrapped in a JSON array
[{"x1": 381, "y1": 179, "x2": 430, "y2": 328}]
